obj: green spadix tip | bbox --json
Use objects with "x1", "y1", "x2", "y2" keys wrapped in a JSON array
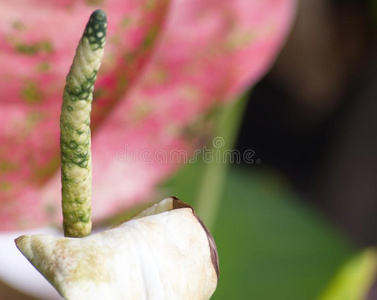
[
  {"x1": 90, "y1": 9, "x2": 107, "y2": 23},
  {"x1": 83, "y1": 9, "x2": 107, "y2": 50}
]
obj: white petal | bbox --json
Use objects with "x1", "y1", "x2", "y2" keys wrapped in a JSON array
[{"x1": 15, "y1": 197, "x2": 218, "y2": 300}]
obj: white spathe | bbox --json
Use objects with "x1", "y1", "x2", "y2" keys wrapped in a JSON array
[{"x1": 15, "y1": 198, "x2": 219, "y2": 300}]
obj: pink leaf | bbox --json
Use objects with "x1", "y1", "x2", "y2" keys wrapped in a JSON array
[{"x1": 0, "y1": 0, "x2": 296, "y2": 230}]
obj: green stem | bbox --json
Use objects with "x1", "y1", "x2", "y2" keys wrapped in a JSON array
[
  {"x1": 60, "y1": 10, "x2": 107, "y2": 238},
  {"x1": 195, "y1": 94, "x2": 249, "y2": 230}
]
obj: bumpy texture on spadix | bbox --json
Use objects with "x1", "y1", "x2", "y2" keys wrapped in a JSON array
[
  {"x1": 60, "y1": 10, "x2": 107, "y2": 237},
  {"x1": 15, "y1": 197, "x2": 219, "y2": 300}
]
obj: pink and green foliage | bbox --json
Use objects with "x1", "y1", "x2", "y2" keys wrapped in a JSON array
[{"x1": 0, "y1": 0, "x2": 296, "y2": 230}]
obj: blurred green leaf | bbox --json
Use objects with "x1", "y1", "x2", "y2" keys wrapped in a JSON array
[
  {"x1": 163, "y1": 165, "x2": 356, "y2": 299},
  {"x1": 319, "y1": 248, "x2": 377, "y2": 300}
]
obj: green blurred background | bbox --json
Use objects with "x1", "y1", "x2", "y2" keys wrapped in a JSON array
[{"x1": 165, "y1": 163, "x2": 355, "y2": 299}]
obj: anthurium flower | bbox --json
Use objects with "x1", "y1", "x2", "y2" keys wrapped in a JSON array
[
  {"x1": 16, "y1": 197, "x2": 219, "y2": 300},
  {"x1": 15, "y1": 12, "x2": 218, "y2": 299},
  {"x1": 0, "y1": 0, "x2": 296, "y2": 230}
]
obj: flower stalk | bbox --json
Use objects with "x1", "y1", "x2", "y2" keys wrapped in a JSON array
[
  {"x1": 60, "y1": 10, "x2": 107, "y2": 237},
  {"x1": 196, "y1": 93, "x2": 249, "y2": 230}
]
